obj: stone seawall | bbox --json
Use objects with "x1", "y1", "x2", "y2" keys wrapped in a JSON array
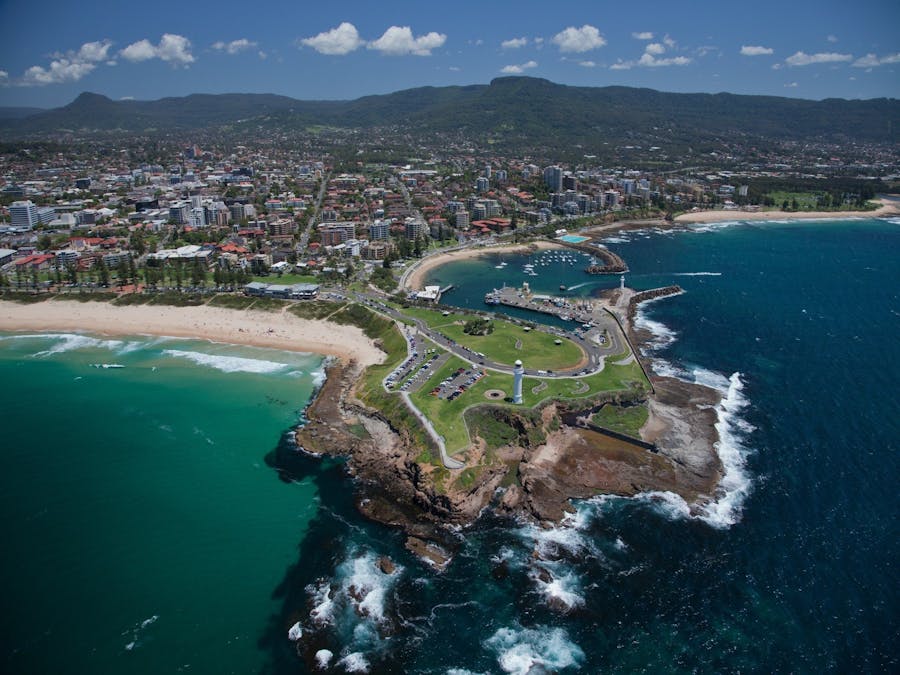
[{"x1": 627, "y1": 285, "x2": 684, "y2": 324}]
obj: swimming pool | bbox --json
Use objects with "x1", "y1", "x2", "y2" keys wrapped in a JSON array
[{"x1": 557, "y1": 234, "x2": 591, "y2": 244}]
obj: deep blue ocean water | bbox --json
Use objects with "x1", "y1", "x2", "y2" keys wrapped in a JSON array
[{"x1": 2, "y1": 217, "x2": 898, "y2": 673}]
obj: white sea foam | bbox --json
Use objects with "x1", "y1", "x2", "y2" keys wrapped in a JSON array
[
  {"x1": 287, "y1": 621, "x2": 303, "y2": 641},
  {"x1": 308, "y1": 579, "x2": 335, "y2": 625},
  {"x1": 882, "y1": 216, "x2": 900, "y2": 225},
  {"x1": 28, "y1": 333, "x2": 124, "y2": 356},
  {"x1": 123, "y1": 614, "x2": 158, "y2": 651},
  {"x1": 602, "y1": 235, "x2": 631, "y2": 244},
  {"x1": 634, "y1": 301, "x2": 678, "y2": 351},
  {"x1": 517, "y1": 517, "x2": 594, "y2": 559},
  {"x1": 696, "y1": 371, "x2": 755, "y2": 527},
  {"x1": 485, "y1": 625, "x2": 585, "y2": 674},
  {"x1": 314, "y1": 649, "x2": 334, "y2": 669},
  {"x1": 671, "y1": 272, "x2": 722, "y2": 276},
  {"x1": 337, "y1": 652, "x2": 370, "y2": 672},
  {"x1": 530, "y1": 567, "x2": 585, "y2": 612},
  {"x1": 686, "y1": 220, "x2": 744, "y2": 233},
  {"x1": 162, "y1": 349, "x2": 292, "y2": 374}
]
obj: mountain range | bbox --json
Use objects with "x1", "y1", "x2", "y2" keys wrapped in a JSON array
[{"x1": 1, "y1": 77, "x2": 897, "y2": 147}]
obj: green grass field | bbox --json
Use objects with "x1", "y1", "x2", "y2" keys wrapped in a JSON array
[
  {"x1": 403, "y1": 306, "x2": 584, "y2": 370},
  {"x1": 591, "y1": 403, "x2": 649, "y2": 438}
]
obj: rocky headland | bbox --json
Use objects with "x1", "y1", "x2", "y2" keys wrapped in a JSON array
[{"x1": 293, "y1": 283, "x2": 723, "y2": 568}]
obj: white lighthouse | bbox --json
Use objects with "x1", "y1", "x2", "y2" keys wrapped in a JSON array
[
  {"x1": 620, "y1": 274, "x2": 625, "y2": 290},
  {"x1": 513, "y1": 359, "x2": 524, "y2": 404}
]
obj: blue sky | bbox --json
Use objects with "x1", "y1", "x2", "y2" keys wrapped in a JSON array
[{"x1": 0, "y1": 0, "x2": 898, "y2": 108}]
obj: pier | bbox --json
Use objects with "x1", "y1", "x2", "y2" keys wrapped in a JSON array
[{"x1": 552, "y1": 237, "x2": 629, "y2": 274}]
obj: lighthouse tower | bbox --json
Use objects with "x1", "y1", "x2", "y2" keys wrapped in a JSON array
[
  {"x1": 620, "y1": 274, "x2": 625, "y2": 290},
  {"x1": 513, "y1": 359, "x2": 524, "y2": 404}
]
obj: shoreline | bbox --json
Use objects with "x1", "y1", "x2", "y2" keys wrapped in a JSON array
[
  {"x1": 404, "y1": 240, "x2": 562, "y2": 290},
  {"x1": 674, "y1": 199, "x2": 899, "y2": 224},
  {"x1": 0, "y1": 299, "x2": 385, "y2": 367}
]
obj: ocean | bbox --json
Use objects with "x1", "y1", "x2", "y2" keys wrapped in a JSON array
[{"x1": 2, "y1": 217, "x2": 898, "y2": 673}]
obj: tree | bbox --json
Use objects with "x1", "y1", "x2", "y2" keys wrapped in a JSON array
[
  {"x1": 97, "y1": 259, "x2": 110, "y2": 287},
  {"x1": 117, "y1": 259, "x2": 129, "y2": 288},
  {"x1": 38, "y1": 234, "x2": 52, "y2": 251}
]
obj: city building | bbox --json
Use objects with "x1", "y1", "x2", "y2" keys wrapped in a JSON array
[{"x1": 9, "y1": 201, "x2": 39, "y2": 229}]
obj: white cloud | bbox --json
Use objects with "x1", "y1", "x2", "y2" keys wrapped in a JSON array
[
  {"x1": 120, "y1": 34, "x2": 194, "y2": 66},
  {"x1": 74, "y1": 40, "x2": 114, "y2": 63},
  {"x1": 610, "y1": 39, "x2": 691, "y2": 70},
  {"x1": 0, "y1": 70, "x2": 8, "y2": 83},
  {"x1": 449, "y1": 66, "x2": 461, "y2": 71},
  {"x1": 17, "y1": 39, "x2": 115, "y2": 87},
  {"x1": 785, "y1": 51, "x2": 852, "y2": 66},
  {"x1": 213, "y1": 38, "x2": 258, "y2": 55},
  {"x1": 632, "y1": 32, "x2": 654, "y2": 40},
  {"x1": 300, "y1": 22, "x2": 364, "y2": 55},
  {"x1": 552, "y1": 25, "x2": 606, "y2": 53},
  {"x1": 258, "y1": 51, "x2": 267, "y2": 60},
  {"x1": 120, "y1": 96, "x2": 134, "y2": 100},
  {"x1": 501, "y1": 37, "x2": 528, "y2": 49},
  {"x1": 500, "y1": 60, "x2": 538, "y2": 74},
  {"x1": 852, "y1": 52, "x2": 900, "y2": 68},
  {"x1": 578, "y1": 60, "x2": 596, "y2": 68},
  {"x1": 22, "y1": 60, "x2": 96, "y2": 86},
  {"x1": 740, "y1": 45, "x2": 773, "y2": 56},
  {"x1": 663, "y1": 35, "x2": 676, "y2": 49},
  {"x1": 120, "y1": 39, "x2": 156, "y2": 62},
  {"x1": 368, "y1": 26, "x2": 446, "y2": 56},
  {"x1": 639, "y1": 53, "x2": 691, "y2": 67},
  {"x1": 827, "y1": 35, "x2": 838, "y2": 43},
  {"x1": 784, "y1": 82, "x2": 798, "y2": 88}
]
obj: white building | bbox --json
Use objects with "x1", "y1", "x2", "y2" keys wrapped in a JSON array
[{"x1": 9, "y1": 201, "x2": 39, "y2": 229}]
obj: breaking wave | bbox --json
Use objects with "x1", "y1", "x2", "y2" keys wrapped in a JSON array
[
  {"x1": 162, "y1": 349, "x2": 294, "y2": 374},
  {"x1": 485, "y1": 625, "x2": 585, "y2": 674}
]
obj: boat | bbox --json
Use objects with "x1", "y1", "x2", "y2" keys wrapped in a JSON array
[{"x1": 559, "y1": 285, "x2": 567, "y2": 291}]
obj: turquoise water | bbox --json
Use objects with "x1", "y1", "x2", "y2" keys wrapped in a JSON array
[
  {"x1": 3, "y1": 216, "x2": 899, "y2": 673},
  {"x1": 0, "y1": 336, "x2": 326, "y2": 674}
]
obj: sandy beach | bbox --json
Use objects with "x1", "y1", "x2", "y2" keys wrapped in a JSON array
[
  {"x1": 675, "y1": 198, "x2": 899, "y2": 224},
  {"x1": 404, "y1": 240, "x2": 562, "y2": 290},
  {"x1": 0, "y1": 299, "x2": 385, "y2": 367}
]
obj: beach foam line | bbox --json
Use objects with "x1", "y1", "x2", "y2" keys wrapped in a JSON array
[
  {"x1": 162, "y1": 349, "x2": 294, "y2": 374},
  {"x1": 485, "y1": 624, "x2": 585, "y2": 674}
]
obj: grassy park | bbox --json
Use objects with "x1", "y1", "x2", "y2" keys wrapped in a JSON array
[{"x1": 402, "y1": 305, "x2": 585, "y2": 370}]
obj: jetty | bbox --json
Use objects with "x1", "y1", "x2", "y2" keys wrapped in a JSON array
[{"x1": 552, "y1": 237, "x2": 628, "y2": 274}]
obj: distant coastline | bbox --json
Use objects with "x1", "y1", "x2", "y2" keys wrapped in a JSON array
[{"x1": 674, "y1": 197, "x2": 899, "y2": 224}]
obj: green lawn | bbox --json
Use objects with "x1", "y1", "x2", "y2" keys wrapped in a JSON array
[
  {"x1": 766, "y1": 191, "x2": 820, "y2": 209},
  {"x1": 409, "y1": 355, "x2": 517, "y2": 453},
  {"x1": 591, "y1": 403, "x2": 649, "y2": 438},
  {"x1": 403, "y1": 306, "x2": 585, "y2": 370}
]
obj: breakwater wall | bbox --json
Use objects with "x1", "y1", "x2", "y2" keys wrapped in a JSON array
[
  {"x1": 552, "y1": 239, "x2": 628, "y2": 274},
  {"x1": 627, "y1": 286, "x2": 684, "y2": 325}
]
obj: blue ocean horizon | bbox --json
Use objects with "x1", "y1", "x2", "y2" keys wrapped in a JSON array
[{"x1": 1, "y1": 217, "x2": 897, "y2": 673}]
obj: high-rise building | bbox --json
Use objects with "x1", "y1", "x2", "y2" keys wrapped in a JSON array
[
  {"x1": 37, "y1": 206, "x2": 56, "y2": 225},
  {"x1": 229, "y1": 203, "x2": 246, "y2": 223},
  {"x1": 563, "y1": 174, "x2": 577, "y2": 191},
  {"x1": 483, "y1": 164, "x2": 492, "y2": 179},
  {"x1": 405, "y1": 220, "x2": 428, "y2": 240},
  {"x1": 476, "y1": 176, "x2": 490, "y2": 193},
  {"x1": 9, "y1": 200, "x2": 39, "y2": 229},
  {"x1": 369, "y1": 220, "x2": 389, "y2": 241},
  {"x1": 543, "y1": 166, "x2": 563, "y2": 192},
  {"x1": 169, "y1": 201, "x2": 190, "y2": 224}
]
